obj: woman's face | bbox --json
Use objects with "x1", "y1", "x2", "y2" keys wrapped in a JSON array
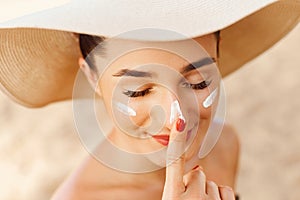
[{"x1": 81, "y1": 33, "x2": 220, "y2": 165}]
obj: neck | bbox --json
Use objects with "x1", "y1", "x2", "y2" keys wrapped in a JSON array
[
  {"x1": 120, "y1": 167, "x2": 166, "y2": 188},
  {"x1": 92, "y1": 134, "x2": 167, "y2": 188}
]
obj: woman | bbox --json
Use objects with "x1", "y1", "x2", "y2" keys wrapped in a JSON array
[
  {"x1": 49, "y1": 31, "x2": 239, "y2": 199},
  {"x1": 0, "y1": 0, "x2": 299, "y2": 199}
]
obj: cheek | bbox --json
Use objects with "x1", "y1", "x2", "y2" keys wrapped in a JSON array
[
  {"x1": 127, "y1": 97, "x2": 158, "y2": 127},
  {"x1": 100, "y1": 85, "x2": 116, "y2": 118},
  {"x1": 200, "y1": 106, "x2": 211, "y2": 119},
  {"x1": 197, "y1": 90, "x2": 212, "y2": 120},
  {"x1": 127, "y1": 101, "x2": 149, "y2": 127}
]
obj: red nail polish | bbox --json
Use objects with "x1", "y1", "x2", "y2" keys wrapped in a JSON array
[
  {"x1": 176, "y1": 118, "x2": 186, "y2": 132},
  {"x1": 192, "y1": 165, "x2": 199, "y2": 170}
]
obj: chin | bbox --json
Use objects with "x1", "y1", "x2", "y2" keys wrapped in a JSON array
[{"x1": 185, "y1": 119, "x2": 210, "y2": 161}]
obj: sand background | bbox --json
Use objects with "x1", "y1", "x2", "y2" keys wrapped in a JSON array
[{"x1": 0, "y1": 23, "x2": 299, "y2": 200}]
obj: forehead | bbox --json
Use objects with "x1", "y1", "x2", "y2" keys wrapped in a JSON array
[{"x1": 94, "y1": 33, "x2": 217, "y2": 74}]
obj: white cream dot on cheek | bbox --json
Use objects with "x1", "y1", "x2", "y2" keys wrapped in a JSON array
[
  {"x1": 114, "y1": 102, "x2": 136, "y2": 116},
  {"x1": 202, "y1": 88, "x2": 218, "y2": 108}
]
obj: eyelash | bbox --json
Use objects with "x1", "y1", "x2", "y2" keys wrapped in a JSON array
[
  {"x1": 123, "y1": 80, "x2": 211, "y2": 98},
  {"x1": 123, "y1": 88, "x2": 152, "y2": 98},
  {"x1": 181, "y1": 80, "x2": 212, "y2": 90}
]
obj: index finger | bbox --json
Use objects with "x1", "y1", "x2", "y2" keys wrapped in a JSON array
[{"x1": 165, "y1": 117, "x2": 187, "y2": 186}]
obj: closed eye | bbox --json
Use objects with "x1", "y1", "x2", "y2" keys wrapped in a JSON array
[
  {"x1": 182, "y1": 80, "x2": 212, "y2": 90},
  {"x1": 123, "y1": 88, "x2": 152, "y2": 98}
]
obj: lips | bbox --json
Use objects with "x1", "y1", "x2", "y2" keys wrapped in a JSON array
[
  {"x1": 152, "y1": 128, "x2": 194, "y2": 146},
  {"x1": 152, "y1": 135, "x2": 170, "y2": 146}
]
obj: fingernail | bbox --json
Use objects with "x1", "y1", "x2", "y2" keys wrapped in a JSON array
[
  {"x1": 192, "y1": 165, "x2": 199, "y2": 170},
  {"x1": 176, "y1": 118, "x2": 186, "y2": 132},
  {"x1": 219, "y1": 185, "x2": 233, "y2": 191}
]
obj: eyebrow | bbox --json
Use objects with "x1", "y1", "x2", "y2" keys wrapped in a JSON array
[
  {"x1": 181, "y1": 57, "x2": 216, "y2": 74},
  {"x1": 112, "y1": 69, "x2": 152, "y2": 78},
  {"x1": 112, "y1": 57, "x2": 216, "y2": 78}
]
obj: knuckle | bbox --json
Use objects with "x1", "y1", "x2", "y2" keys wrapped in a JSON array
[
  {"x1": 198, "y1": 169, "x2": 206, "y2": 180},
  {"x1": 207, "y1": 180, "x2": 217, "y2": 188},
  {"x1": 167, "y1": 154, "x2": 184, "y2": 163},
  {"x1": 165, "y1": 180, "x2": 186, "y2": 192},
  {"x1": 189, "y1": 169, "x2": 200, "y2": 180},
  {"x1": 186, "y1": 168, "x2": 206, "y2": 182},
  {"x1": 206, "y1": 181, "x2": 221, "y2": 200},
  {"x1": 166, "y1": 148, "x2": 185, "y2": 163},
  {"x1": 219, "y1": 186, "x2": 234, "y2": 199},
  {"x1": 219, "y1": 186, "x2": 233, "y2": 192}
]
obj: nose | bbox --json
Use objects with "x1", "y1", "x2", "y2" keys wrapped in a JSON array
[{"x1": 159, "y1": 89, "x2": 185, "y2": 131}]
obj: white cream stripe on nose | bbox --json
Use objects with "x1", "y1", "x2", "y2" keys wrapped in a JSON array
[{"x1": 169, "y1": 100, "x2": 186, "y2": 124}]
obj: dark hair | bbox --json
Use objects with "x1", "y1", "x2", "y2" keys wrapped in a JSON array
[
  {"x1": 215, "y1": 30, "x2": 220, "y2": 58},
  {"x1": 79, "y1": 31, "x2": 220, "y2": 71},
  {"x1": 79, "y1": 34, "x2": 105, "y2": 72}
]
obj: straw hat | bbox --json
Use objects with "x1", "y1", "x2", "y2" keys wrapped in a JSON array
[{"x1": 0, "y1": 0, "x2": 299, "y2": 107}]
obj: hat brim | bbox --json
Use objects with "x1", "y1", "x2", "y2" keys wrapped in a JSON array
[{"x1": 0, "y1": 0, "x2": 299, "y2": 107}]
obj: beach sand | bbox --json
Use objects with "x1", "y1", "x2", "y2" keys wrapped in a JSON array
[{"x1": 0, "y1": 25, "x2": 299, "y2": 200}]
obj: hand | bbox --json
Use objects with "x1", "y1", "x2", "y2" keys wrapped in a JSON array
[{"x1": 162, "y1": 118, "x2": 235, "y2": 200}]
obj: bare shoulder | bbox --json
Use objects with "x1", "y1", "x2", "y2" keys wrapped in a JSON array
[
  {"x1": 50, "y1": 172, "x2": 82, "y2": 200},
  {"x1": 50, "y1": 154, "x2": 159, "y2": 200},
  {"x1": 201, "y1": 123, "x2": 240, "y2": 188},
  {"x1": 50, "y1": 155, "x2": 110, "y2": 200},
  {"x1": 50, "y1": 158, "x2": 89, "y2": 200},
  {"x1": 217, "y1": 123, "x2": 240, "y2": 157}
]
